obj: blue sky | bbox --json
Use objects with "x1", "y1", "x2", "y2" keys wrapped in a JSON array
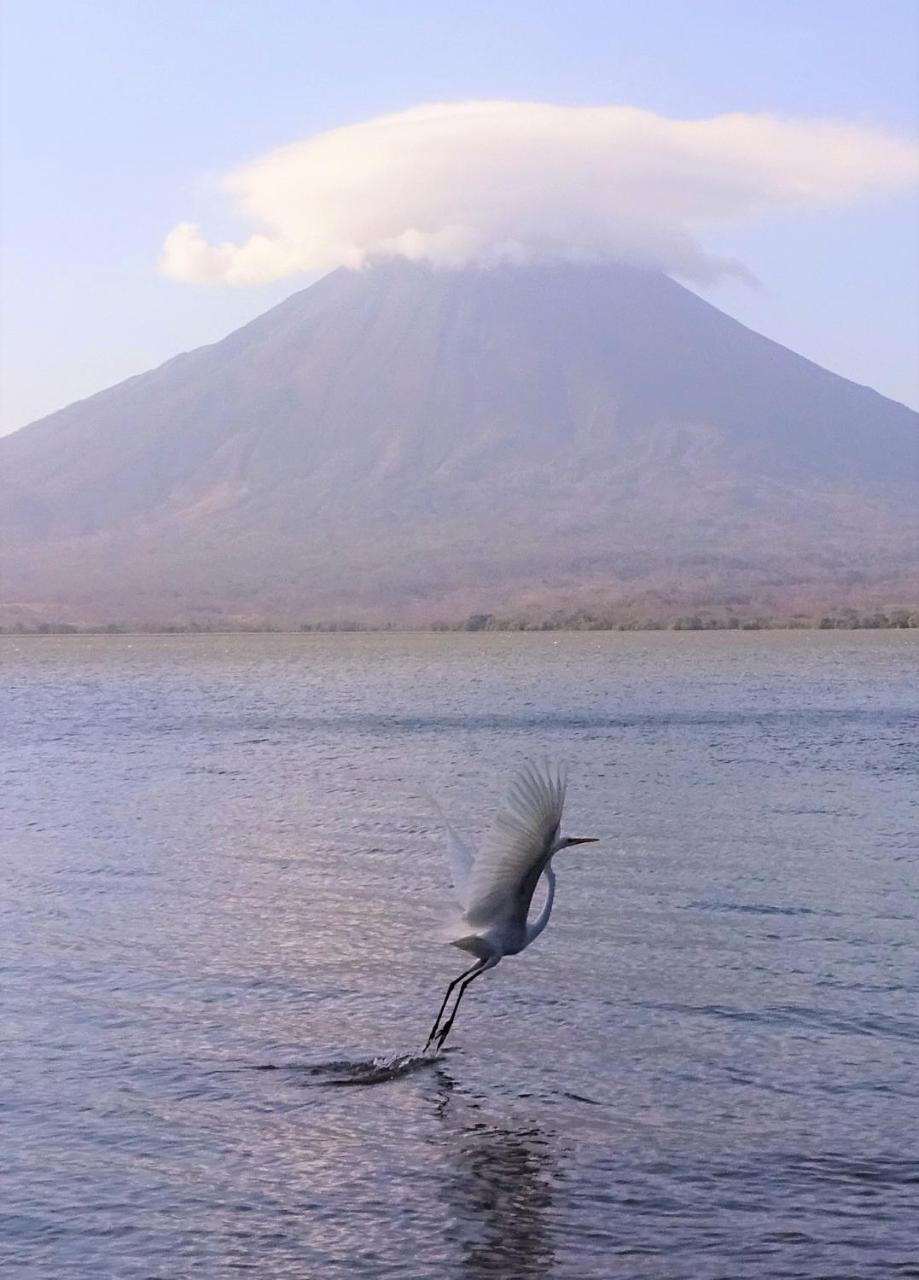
[{"x1": 1, "y1": 0, "x2": 917, "y2": 434}]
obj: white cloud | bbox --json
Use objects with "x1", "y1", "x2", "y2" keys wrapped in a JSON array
[{"x1": 160, "y1": 101, "x2": 919, "y2": 285}]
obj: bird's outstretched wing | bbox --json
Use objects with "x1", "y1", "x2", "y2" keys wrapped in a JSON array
[
  {"x1": 463, "y1": 762, "x2": 566, "y2": 926},
  {"x1": 426, "y1": 793, "x2": 476, "y2": 906}
]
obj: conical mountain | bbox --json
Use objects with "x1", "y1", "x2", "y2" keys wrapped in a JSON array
[{"x1": 2, "y1": 260, "x2": 917, "y2": 626}]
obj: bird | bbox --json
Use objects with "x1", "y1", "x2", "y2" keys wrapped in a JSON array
[{"x1": 424, "y1": 761, "x2": 597, "y2": 1053}]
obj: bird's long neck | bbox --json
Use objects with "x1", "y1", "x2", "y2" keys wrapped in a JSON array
[{"x1": 525, "y1": 863, "x2": 557, "y2": 945}]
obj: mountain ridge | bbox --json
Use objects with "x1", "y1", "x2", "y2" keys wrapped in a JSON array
[{"x1": 2, "y1": 260, "x2": 917, "y2": 626}]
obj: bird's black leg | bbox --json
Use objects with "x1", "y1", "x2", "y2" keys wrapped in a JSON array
[
  {"x1": 435, "y1": 958, "x2": 493, "y2": 1051},
  {"x1": 425, "y1": 960, "x2": 484, "y2": 1051}
]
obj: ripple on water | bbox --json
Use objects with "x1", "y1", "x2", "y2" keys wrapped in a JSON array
[{"x1": 2, "y1": 631, "x2": 918, "y2": 1279}]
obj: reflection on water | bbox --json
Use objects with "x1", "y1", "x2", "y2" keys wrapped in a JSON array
[
  {"x1": 440, "y1": 1103, "x2": 557, "y2": 1280},
  {"x1": 2, "y1": 631, "x2": 918, "y2": 1279}
]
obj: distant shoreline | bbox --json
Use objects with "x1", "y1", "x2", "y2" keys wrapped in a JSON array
[{"x1": 3, "y1": 609, "x2": 917, "y2": 637}]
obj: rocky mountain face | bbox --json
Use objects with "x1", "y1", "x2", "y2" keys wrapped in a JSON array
[{"x1": 1, "y1": 260, "x2": 917, "y2": 626}]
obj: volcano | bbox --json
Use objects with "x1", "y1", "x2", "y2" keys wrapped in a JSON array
[{"x1": 1, "y1": 260, "x2": 917, "y2": 626}]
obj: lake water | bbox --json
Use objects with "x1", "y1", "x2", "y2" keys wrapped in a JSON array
[{"x1": 2, "y1": 631, "x2": 917, "y2": 1278}]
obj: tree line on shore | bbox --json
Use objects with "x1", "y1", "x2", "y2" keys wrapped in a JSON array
[
  {"x1": 442, "y1": 607, "x2": 919, "y2": 632},
  {"x1": 3, "y1": 607, "x2": 918, "y2": 635}
]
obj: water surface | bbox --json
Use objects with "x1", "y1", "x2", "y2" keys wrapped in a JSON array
[{"x1": 2, "y1": 632, "x2": 917, "y2": 1277}]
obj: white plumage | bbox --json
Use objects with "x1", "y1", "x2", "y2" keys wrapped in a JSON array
[
  {"x1": 463, "y1": 762, "x2": 567, "y2": 926},
  {"x1": 424, "y1": 761, "x2": 597, "y2": 1053}
]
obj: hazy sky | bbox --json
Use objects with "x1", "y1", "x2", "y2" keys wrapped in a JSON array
[{"x1": 1, "y1": 0, "x2": 917, "y2": 436}]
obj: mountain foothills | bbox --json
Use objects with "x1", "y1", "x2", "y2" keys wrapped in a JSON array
[{"x1": 1, "y1": 261, "x2": 917, "y2": 629}]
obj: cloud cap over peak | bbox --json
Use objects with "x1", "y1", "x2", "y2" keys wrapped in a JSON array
[{"x1": 160, "y1": 100, "x2": 919, "y2": 286}]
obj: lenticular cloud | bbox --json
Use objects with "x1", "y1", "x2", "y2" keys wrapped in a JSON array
[{"x1": 160, "y1": 100, "x2": 919, "y2": 286}]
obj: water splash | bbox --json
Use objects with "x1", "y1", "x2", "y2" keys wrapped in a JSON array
[{"x1": 256, "y1": 1051, "x2": 442, "y2": 1086}]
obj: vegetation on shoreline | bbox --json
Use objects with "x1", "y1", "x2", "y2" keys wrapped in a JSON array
[
  {"x1": 440, "y1": 607, "x2": 919, "y2": 632},
  {"x1": 3, "y1": 607, "x2": 918, "y2": 636}
]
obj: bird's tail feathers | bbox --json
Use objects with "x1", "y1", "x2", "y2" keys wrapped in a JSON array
[
  {"x1": 436, "y1": 906, "x2": 468, "y2": 942},
  {"x1": 435, "y1": 908, "x2": 486, "y2": 952}
]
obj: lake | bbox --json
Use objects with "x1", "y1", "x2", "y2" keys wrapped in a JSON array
[{"x1": 2, "y1": 631, "x2": 917, "y2": 1278}]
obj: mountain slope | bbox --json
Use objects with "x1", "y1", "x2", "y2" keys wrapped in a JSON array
[{"x1": 2, "y1": 260, "x2": 917, "y2": 624}]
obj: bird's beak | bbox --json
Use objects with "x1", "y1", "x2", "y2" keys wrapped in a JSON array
[{"x1": 568, "y1": 837, "x2": 598, "y2": 845}]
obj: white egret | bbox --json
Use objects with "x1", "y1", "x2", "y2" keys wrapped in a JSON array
[{"x1": 425, "y1": 761, "x2": 597, "y2": 1052}]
